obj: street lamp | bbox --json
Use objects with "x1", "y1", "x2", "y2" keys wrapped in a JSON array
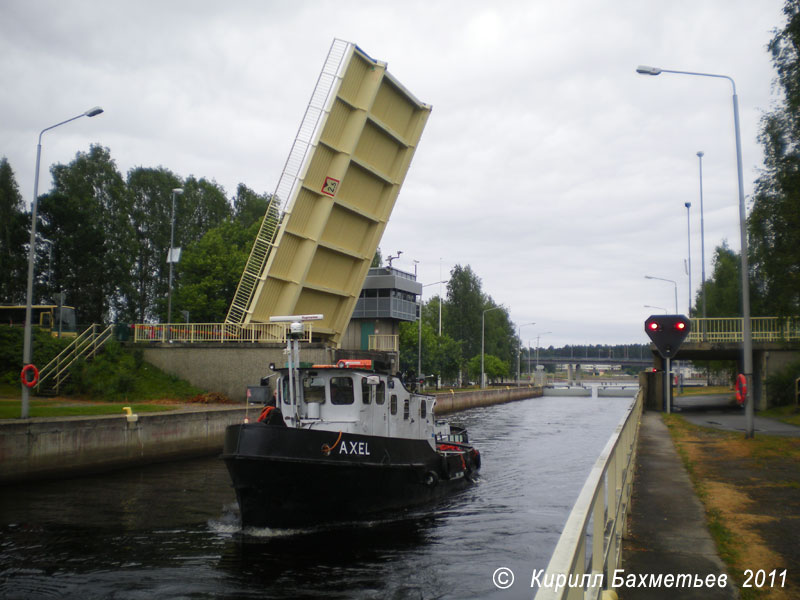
[
  {"x1": 166, "y1": 187, "x2": 184, "y2": 335},
  {"x1": 516, "y1": 321, "x2": 535, "y2": 384},
  {"x1": 644, "y1": 275, "x2": 678, "y2": 313},
  {"x1": 481, "y1": 305, "x2": 504, "y2": 389},
  {"x1": 534, "y1": 331, "x2": 552, "y2": 369},
  {"x1": 637, "y1": 65, "x2": 754, "y2": 438},
  {"x1": 644, "y1": 304, "x2": 668, "y2": 314},
  {"x1": 684, "y1": 201, "x2": 692, "y2": 316},
  {"x1": 697, "y1": 151, "x2": 708, "y2": 338},
  {"x1": 419, "y1": 280, "x2": 447, "y2": 388},
  {"x1": 21, "y1": 106, "x2": 103, "y2": 419}
]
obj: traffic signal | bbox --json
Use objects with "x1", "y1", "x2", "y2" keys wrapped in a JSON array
[{"x1": 644, "y1": 314, "x2": 690, "y2": 359}]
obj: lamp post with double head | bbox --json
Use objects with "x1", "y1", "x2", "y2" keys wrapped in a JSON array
[
  {"x1": 644, "y1": 275, "x2": 678, "y2": 314},
  {"x1": 21, "y1": 107, "x2": 104, "y2": 418},
  {"x1": 637, "y1": 65, "x2": 754, "y2": 437}
]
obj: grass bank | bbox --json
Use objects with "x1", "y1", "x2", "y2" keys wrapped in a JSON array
[{"x1": 663, "y1": 414, "x2": 800, "y2": 599}]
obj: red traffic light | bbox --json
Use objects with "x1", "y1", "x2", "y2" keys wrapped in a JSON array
[{"x1": 644, "y1": 314, "x2": 691, "y2": 359}]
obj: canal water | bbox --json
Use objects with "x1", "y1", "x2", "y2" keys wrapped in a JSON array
[{"x1": 0, "y1": 395, "x2": 633, "y2": 599}]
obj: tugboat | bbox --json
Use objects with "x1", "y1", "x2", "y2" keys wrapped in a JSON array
[{"x1": 222, "y1": 316, "x2": 481, "y2": 529}]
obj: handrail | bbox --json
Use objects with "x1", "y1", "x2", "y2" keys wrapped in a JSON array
[
  {"x1": 688, "y1": 317, "x2": 800, "y2": 343},
  {"x1": 35, "y1": 324, "x2": 114, "y2": 393},
  {"x1": 534, "y1": 390, "x2": 643, "y2": 600},
  {"x1": 132, "y1": 322, "x2": 313, "y2": 344},
  {"x1": 368, "y1": 334, "x2": 399, "y2": 352}
]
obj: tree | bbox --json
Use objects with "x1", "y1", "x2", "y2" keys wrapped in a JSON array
[
  {"x1": 693, "y1": 242, "x2": 742, "y2": 318},
  {"x1": 173, "y1": 218, "x2": 260, "y2": 322},
  {"x1": 0, "y1": 158, "x2": 28, "y2": 303},
  {"x1": 37, "y1": 145, "x2": 129, "y2": 324},
  {"x1": 123, "y1": 166, "x2": 183, "y2": 322},
  {"x1": 121, "y1": 168, "x2": 233, "y2": 322},
  {"x1": 398, "y1": 317, "x2": 462, "y2": 384},
  {"x1": 750, "y1": 0, "x2": 800, "y2": 316},
  {"x1": 444, "y1": 265, "x2": 485, "y2": 360},
  {"x1": 232, "y1": 183, "x2": 271, "y2": 228},
  {"x1": 466, "y1": 354, "x2": 509, "y2": 384}
]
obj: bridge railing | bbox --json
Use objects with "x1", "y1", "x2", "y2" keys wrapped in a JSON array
[
  {"x1": 688, "y1": 317, "x2": 800, "y2": 343},
  {"x1": 534, "y1": 390, "x2": 643, "y2": 600},
  {"x1": 132, "y1": 322, "x2": 313, "y2": 344}
]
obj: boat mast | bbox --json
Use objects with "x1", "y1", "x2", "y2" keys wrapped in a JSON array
[{"x1": 269, "y1": 314, "x2": 323, "y2": 427}]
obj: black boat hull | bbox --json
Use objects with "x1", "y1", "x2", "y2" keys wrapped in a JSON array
[{"x1": 222, "y1": 424, "x2": 478, "y2": 528}]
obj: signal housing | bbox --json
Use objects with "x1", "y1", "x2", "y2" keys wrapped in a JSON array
[{"x1": 644, "y1": 314, "x2": 691, "y2": 359}]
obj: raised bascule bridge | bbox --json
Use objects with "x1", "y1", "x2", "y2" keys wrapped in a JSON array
[{"x1": 224, "y1": 38, "x2": 431, "y2": 346}]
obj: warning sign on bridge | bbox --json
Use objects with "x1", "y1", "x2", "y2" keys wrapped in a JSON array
[{"x1": 321, "y1": 176, "x2": 340, "y2": 197}]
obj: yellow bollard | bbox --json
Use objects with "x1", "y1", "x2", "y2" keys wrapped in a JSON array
[{"x1": 123, "y1": 406, "x2": 138, "y2": 423}]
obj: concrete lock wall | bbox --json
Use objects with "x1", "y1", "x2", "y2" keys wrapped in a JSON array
[
  {"x1": 140, "y1": 343, "x2": 335, "y2": 401},
  {"x1": 0, "y1": 407, "x2": 248, "y2": 483},
  {"x1": 433, "y1": 386, "x2": 541, "y2": 414}
]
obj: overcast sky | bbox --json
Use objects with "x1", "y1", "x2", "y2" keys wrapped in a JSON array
[{"x1": 0, "y1": 0, "x2": 786, "y2": 347}]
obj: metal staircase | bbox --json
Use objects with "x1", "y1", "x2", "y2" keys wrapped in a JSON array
[
  {"x1": 35, "y1": 323, "x2": 113, "y2": 395},
  {"x1": 224, "y1": 38, "x2": 352, "y2": 327}
]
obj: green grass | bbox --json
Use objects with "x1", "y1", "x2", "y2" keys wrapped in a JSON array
[
  {"x1": 0, "y1": 398, "x2": 177, "y2": 419},
  {"x1": 674, "y1": 385, "x2": 732, "y2": 397},
  {"x1": 760, "y1": 403, "x2": 800, "y2": 427}
]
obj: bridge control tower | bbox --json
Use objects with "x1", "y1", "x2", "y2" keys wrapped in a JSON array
[{"x1": 225, "y1": 39, "x2": 431, "y2": 346}]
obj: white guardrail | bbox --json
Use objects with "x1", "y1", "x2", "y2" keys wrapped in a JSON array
[{"x1": 534, "y1": 390, "x2": 643, "y2": 600}]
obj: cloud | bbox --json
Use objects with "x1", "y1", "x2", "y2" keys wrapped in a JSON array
[{"x1": 0, "y1": 0, "x2": 785, "y2": 346}]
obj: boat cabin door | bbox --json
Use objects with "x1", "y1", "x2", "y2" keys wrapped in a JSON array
[{"x1": 365, "y1": 376, "x2": 388, "y2": 436}]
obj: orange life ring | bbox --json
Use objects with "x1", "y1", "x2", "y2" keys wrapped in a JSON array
[
  {"x1": 735, "y1": 373, "x2": 747, "y2": 405},
  {"x1": 20, "y1": 364, "x2": 39, "y2": 388}
]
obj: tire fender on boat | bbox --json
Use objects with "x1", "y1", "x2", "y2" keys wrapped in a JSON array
[{"x1": 423, "y1": 470, "x2": 439, "y2": 488}]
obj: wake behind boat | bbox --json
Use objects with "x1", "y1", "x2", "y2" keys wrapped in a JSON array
[{"x1": 222, "y1": 317, "x2": 481, "y2": 529}]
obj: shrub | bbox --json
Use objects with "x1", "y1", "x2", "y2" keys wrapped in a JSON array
[{"x1": 765, "y1": 359, "x2": 800, "y2": 407}]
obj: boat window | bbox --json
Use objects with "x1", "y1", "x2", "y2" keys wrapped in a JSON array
[
  {"x1": 403, "y1": 398, "x2": 409, "y2": 420},
  {"x1": 390, "y1": 394, "x2": 397, "y2": 415},
  {"x1": 420, "y1": 399, "x2": 427, "y2": 419},
  {"x1": 376, "y1": 381, "x2": 386, "y2": 405},
  {"x1": 303, "y1": 376, "x2": 325, "y2": 403},
  {"x1": 330, "y1": 377, "x2": 354, "y2": 405},
  {"x1": 281, "y1": 377, "x2": 290, "y2": 404},
  {"x1": 360, "y1": 378, "x2": 371, "y2": 404}
]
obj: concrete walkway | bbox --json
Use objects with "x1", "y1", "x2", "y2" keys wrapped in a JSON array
[{"x1": 619, "y1": 412, "x2": 738, "y2": 599}]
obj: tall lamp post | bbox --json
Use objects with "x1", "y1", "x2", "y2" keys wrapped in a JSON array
[
  {"x1": 644, "y1": 304, "x2": 668, "y2": 314},
  {"x1": 481, "y1": 305, "x2": 504, "y2": 389},
  {"x1": 166, "y1": 187, "x2": 184, "y2": 335},
  {"x1": 21, "y1": 107, "x2": 104, "y2": 418},
  {"x1": 516, "y1": 321, "x2": 535, "y2": 384},
  {"x1": 684, "y1": 201, "x2": 692, "y2": 316},
  {"x1": 697, "y1": 151, "x2": 708, "y2": 338},
  {"x1": 644, "y1": 275, "x2": 678, "y2": 314},
  {"x1": 637, "y1": 65, "x2": 754, "y2": 438},
  {"x1": 534, "y1": 331, "x2": 552, "y2": 369},
  {"x1": 419, "y1": 280, "x2": 447, "y2": 388}
]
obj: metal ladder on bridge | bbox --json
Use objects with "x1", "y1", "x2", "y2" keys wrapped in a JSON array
[
  {"x1": 224, "y1": 38, "x2": 351, "y2": 328},
  {"x1": 34, "y1": 323, "x2": 114, "y2": 395}
]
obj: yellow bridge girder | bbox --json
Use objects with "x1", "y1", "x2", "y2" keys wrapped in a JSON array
[{"x1": 226, "y1": 39, "x2": 431, "y2": 346}]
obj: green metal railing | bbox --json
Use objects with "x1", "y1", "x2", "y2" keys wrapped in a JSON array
[
  {"x1": 132, "y1": 322, "x2": 312, "y2": 344},
  {"x1": 688, "y1": 317, "x2": 800, "y2": 343},
  {"x1": 35, "y1": 323, "x2": 113, "y2": 394}
]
